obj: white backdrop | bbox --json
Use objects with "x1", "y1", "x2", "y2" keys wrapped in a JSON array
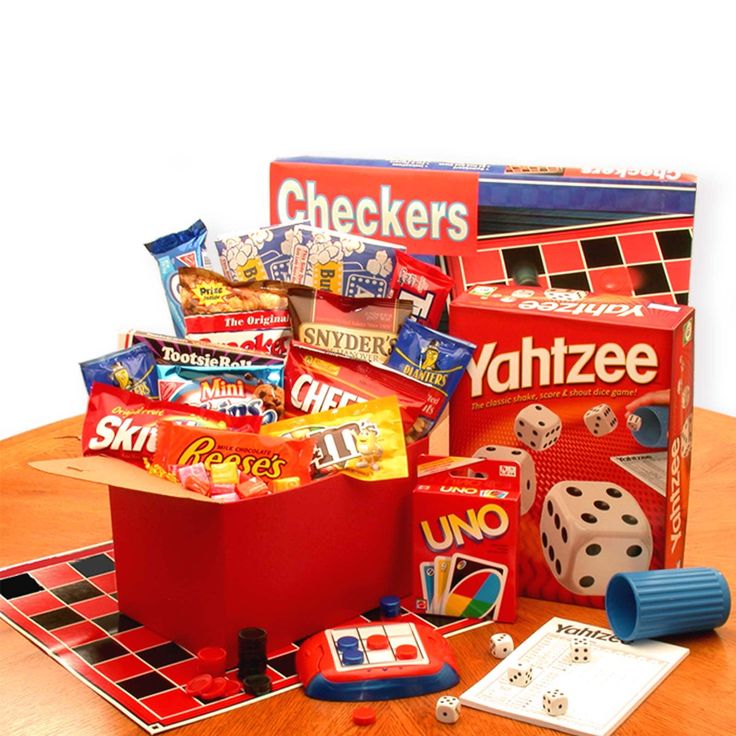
[{"x1": 1, "y1": 1, "x2": 734, "y2": 439}]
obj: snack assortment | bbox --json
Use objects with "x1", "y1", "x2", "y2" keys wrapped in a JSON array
[{"x1": 77, "y1": 220, "x2": 473, "y2": 502}]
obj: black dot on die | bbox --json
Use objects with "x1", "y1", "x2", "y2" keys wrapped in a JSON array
[
  {"x1": 516, "y1": 432, "x2": 523, "y2": 439},
  {"x1": 579, "y1": 576, "x2": 595, "y2": 588},
  {"x1": 561, "y1": 527, "x2": 568, "y2": 543},
  {"x1": 532, "y1": 429, "x2": 539, "y2": 436},
  {"x1": 594, "y1": 500, "x2": 610, "y2": 511},
  {"x1": 606, "y1": 487, "x2": 623, "y2": 498},
  {"x1": 566, "y1": 486, "x2": 583, "y2": 497},
  {"x1": 627, "y1": 545, "x2": 643, "y2": 557},
  {"x1": 512, "y1": 450, "x2": 521, "y2": 456},
  {"x1": 530, "y1": 441, "x2": 537, "y2": 447},
  {"x1": 526, "y1": 479, "x2": 531, "y2": 490},
  {"x1": 581, "y1": 513, "x2": 597, "y2": 524},
  {"x1": 555, "y1": 560, "x2": 562, "y2": 575},
  {"x1": 548, "y1": 546, "x2": 555, "y2": 562},
  {"x1": 554, "y1": 513, "x2": 560, "y2": 529},
  {"x1": 547, "y1": 501, "x2": 554, "y2": 516},
  {"x1": 542, "y1": 532, "x2": 548, "y2": 547},
  {"x1": 519, "y1": 420, "x2": 526, "y2": 427},
  {"x1": 622, "y1": 514, "x2": 639, "y2": 525},
  {"x1": 586, "y1": 543, "x2": 602, "y2": 556},
  {"x1": 534, "y1": 405, "x2": 543, "y2": 411},
  {"x1": 538, "y1": 421, "x2": 546, "y2": 427}
]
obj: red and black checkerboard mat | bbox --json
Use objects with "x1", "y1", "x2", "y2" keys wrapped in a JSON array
[
  {"x1": 444, "y1": 215, "x2": 693, "y2": 305},
  {"x1": 0, "y1": 543, "x2": 483, "y2": 733}
]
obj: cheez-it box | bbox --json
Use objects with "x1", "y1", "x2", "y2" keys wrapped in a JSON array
[
  {"x1": 449, "y1": 285, "x2": 695, "y2": 608},
  {"x1": 411, "y1": 456, "x2": 521, "y2": 623}
]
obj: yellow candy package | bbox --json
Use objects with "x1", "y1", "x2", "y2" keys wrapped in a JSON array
[{"x1": 262, "y1": 395, "x2": 407, "y2": 482}]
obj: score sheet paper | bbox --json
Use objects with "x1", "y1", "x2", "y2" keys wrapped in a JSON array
[{"x1": 460, "y1": 617, "x2": 688, "y2": 736}]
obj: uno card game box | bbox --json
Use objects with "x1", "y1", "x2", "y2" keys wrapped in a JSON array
[
  {"x1": 269, "y1": 157, "x2": 697, "y2": 304},
  {"x1": 411, "y1": 456, "x2": 521, "y2": 623},
  {"x1": 449, "y1": 285, "x2": 695, "y2": 607}
]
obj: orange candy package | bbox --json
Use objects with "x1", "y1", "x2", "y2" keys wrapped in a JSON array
[{"x1": 152, "y1": 420, "x2": 315, "y2": 490}]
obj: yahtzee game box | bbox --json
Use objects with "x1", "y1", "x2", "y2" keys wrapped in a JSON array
[{"x1": 449, "y1": 285, "x2": 695, "y2": 606}]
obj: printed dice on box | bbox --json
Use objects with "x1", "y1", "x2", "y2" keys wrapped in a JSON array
[
  {"x1": 542, "y1": 689, "x2": 568, "y2": 716},
  {"x1": 584, "y1": 403, "x2": 618, "y2": 436},
  {"x1": 490, "y1": 632, "x2": 514, "y2": 659},
  {"x1": 539, "y1": 481, "x2": 652, "y2": 596},
  {"x1": 435, "y1": 695, "x2": 461, "y2": 723},
  {"x1": 514, "y1": 404, "x2": 561, "y2": 451},
  {"x1": 472, "y1": 445, "x2": 537, "y2": 515},
  {"x1": 507, "y1": 662, "x2": 532, "y2": 687},
  {"x1": 570, "y1": 637, "x2": 591, "y2": 663}
]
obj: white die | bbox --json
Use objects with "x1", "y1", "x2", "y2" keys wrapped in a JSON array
[
  {"x1": 542, "y1": 689, "x2": 568, "y2": 716},
  {"x1": 472, "y1": 445, "x2": 536, "y2": 515},
  {"x1": 507, "y1": 662, "x2": 532, "y2": 687},
  {"x1": 514, "y1": 404, "x2": 561, "y2": 451},
  {"x1": 584, "y1": 403, "x2": 618, "y2": 437},
  {"x1": 435, "y1": 695, "x2": 461, "y2": 723},
  {"x1": 539, "y1": 481, "x2": 653, "y2": 596},
  {"x1": 570, "y1": 637, "x2": 591, "y2": 663},
  {"x1": 626, "y1": 414, "x2": 642, "y2": 432},
  {"x1": 490, "y1": 632, "x2": 514, "y2": 659}
]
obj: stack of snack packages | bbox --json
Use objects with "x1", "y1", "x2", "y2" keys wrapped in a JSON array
[{"x1": 79, "y1": 220, "x2": 472, "y2": 504}]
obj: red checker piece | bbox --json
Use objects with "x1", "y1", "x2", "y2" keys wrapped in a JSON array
[
  {"x1": 395, "y1": 644, "x2": 417, "y2": 660},
  {"x1": 225, "y1": 677, "x2": 243, "y2": 696},
  {"x1": 200, "y1": 676, "x2": 229, "y2": 701},
  {"x1": 352, "y1": 705, "x2": 376, "y2": 726},
  {"x1": 185, "y1": 673, "x2": 213, "y2": 697},
  {"x1": 197, "y1": 646, "x2": 227, "y2": 676},
  {"x1": 366, "y1": 634, "x2": 389, "y2": 650}
]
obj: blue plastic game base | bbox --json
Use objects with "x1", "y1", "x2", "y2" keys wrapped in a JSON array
[{"x1": 304, "y1": 662, "x2": 460, "y2": 701}]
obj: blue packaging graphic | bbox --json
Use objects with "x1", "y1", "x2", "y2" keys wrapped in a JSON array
[
  {"x1": 145, "y1": 220, "x2": 208, "y2": 337},
  {"x1": 80, "y1": 344, "x2": 159, "y2": 398},
  {"x1": 156, "y1": 364, "x2": 284, "y2": 423},
  {"x1": 386, "y1": 320, "x2": 475, "y2": 414}
]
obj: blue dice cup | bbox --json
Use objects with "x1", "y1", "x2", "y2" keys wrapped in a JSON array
[
  {"x1": 606, "y1": 568, "x2": 731, "y2": 642},
  {"x1": 630, "y1": 405, "x2": 669, "y2": 448}
]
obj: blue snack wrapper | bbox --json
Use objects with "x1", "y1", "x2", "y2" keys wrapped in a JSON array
[
  {"x1": 145, "y1": 220, "x2": 208, "y2": 337},
  {"x1": 156, "y1": 363, "x2": 284, "y2": 423},
  {"x1": 386, "y1": 321, "x2": 475, "y2": 414},
  {"x1": 80, "y1": 344, "x2": 159, "y2": 398}
]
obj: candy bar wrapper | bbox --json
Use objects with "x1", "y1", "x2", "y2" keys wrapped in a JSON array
[
  {"x1": 213, "y1": 221, "x2": 310, "y2": 283},
  {"x1": 80, "y1": 344, "x2": 159, "y2": 399},
  {"x1": 284, "y1": 341, "x2": 443, "y2": 441},
  {"x1": 289, "y1": 226, "x2": 404, "y2": 298},
  {"x1": 179, "y1": 267, "x2": 291, "y2": 357},
  {"x1": 288, "y1": 287, "x2": 413, "y2": 364},
  {"x1": 145, "y1": 220, "x2": 208, "y2": 337},
  {"x1": 262, "y1": 395, "x2": 408, "y2": 482},
  {"x1": 152, "y1": 421, "x2": 315, "y2": 489},
  {"x1": 82, "y1": 384, "x2": 262, "y2": 468},
  {"x1": 385, "y1": 320, "x2": 475, "y2": 418},
  {"x1": 120, "y1": 331, "x2": 283, "y2": 368},
  {"x1": 156, "y1": 364, "x2": 284, "y2": 424},
  {"x1": 389, "y1": 251, "x2": 454, "y2": 329}
]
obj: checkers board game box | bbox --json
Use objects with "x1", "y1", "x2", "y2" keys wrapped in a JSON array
[
  {"x1": 448, "y1": 285, "x2": 695, "y2": 608},
  {"x1": 31, "y1": 439, "x2": 428, "y2": 666},
  {"x1": 269, "y1": 157, "x2": 697, "y2": 304},
  {"x1": 411, "y1": 456, "x2": 521, "y2": 623}
]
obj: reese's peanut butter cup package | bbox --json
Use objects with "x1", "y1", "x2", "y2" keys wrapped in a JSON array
[
  {"x1": 386, "y1": 320, "x2": 475, "y2": 419},
  {"x1": 152, "y1": 421, "x2": 315, "y2": 489},
  {"x1": 82, "y1": 384, "x2": 261, "y2": 468},
  {"x1": 287, "y1": 287, "x2": 412, "y2": 363},
  {"x1": 179, "y1": 267, "x2": 291, "y2": 357},
  {"x1": 262, "y1": 395, "x2": 408, "y2": 481},
  {"x1": 284, "y1": 342, "x2": 443, "y2": 441},
  {"x1": 388, "y1": 251, "x2": 454, "y2": 329}
]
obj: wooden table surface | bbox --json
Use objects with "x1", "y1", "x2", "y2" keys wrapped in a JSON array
[{"x1": 1, "y1": 408, "x2": 734, "y2": 735}]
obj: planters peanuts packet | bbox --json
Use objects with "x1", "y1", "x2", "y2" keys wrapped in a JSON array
[
  {"x1": 80, "y1": 344, "x2": 159, "y2": 398},
  {"x1": 145, "y1": 219, "x2": 208, "y2": 337},
  {"x1": 386, "y1": 321, "x2": 475, "y2": 416}
]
